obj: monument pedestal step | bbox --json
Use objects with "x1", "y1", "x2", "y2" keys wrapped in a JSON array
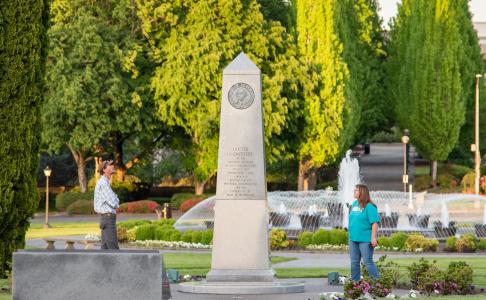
[{"x1": 177, "y1": 280, "x2": 305, "y2": 294}]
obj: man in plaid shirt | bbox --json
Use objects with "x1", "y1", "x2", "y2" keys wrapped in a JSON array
[{"x1": 94, "y1": 160, "x2": 120, "y2": 249}]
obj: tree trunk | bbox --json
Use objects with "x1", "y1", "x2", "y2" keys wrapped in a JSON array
[
  {"x1": 298, "y1": 160, "x2": 316, "y2": 191},
  {"x1": 114, "y1": 134, "x2": 126, "y2": 182},
  {"x1": 195, "y1": 180, "x2": 206, "y2": 195},
  {"x1": 68, "y1": 144, "x2": 88, "y2": 193},
  {"x1": 77, "y1": 158, "x2": 87, "y2": 192},
  {"x1": 95, "y1": 156, "x2": 102, "y2": 181},
  {"x1": 431, "y1": 160, "x2": 437, "y2": 185}
]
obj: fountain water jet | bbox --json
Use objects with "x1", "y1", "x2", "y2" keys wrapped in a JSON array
[{"x1": 338, "y1": 150, "x2": 361, "y2": 228}]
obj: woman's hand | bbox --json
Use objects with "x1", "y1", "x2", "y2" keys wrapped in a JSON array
[{"x1": 371, "y1": 222, "x2": 378, "y2": 248}]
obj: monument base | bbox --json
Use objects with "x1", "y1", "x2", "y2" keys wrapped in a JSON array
[
  {"x1": 178, "y1": 280, "x2": 305, "y2": 294},
  {"x1": 206, "y1": 269, "x2": 275, "y2": 282}
]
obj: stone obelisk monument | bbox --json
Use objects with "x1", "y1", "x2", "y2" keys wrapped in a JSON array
[{"x1": 179, "y1": 53, "x2": 303, "y2": 294}]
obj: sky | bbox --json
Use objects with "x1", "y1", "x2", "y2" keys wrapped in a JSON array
[{"x1": 378, "y1": 0, "x2": 486, "y2": 28}]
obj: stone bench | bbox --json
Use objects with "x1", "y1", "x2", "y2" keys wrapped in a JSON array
[
  {"x1": 13, "y1": 250, "x2": 170, "y2": 300},
  {"x1": 44, "y1": 237, "x2": 97, "y2": 250}
]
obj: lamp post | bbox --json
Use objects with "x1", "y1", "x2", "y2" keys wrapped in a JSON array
[
  {"x1": 44, "y1": 166, "x2": 52, "y2": 228},
  {"x1": 402, "y1": 133, "x2": 410, "y2": 193},
  {"x1": 473, "y1": 74, "x2": 482, "y2": 207}
]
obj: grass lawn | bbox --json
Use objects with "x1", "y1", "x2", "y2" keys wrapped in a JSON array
[
  {"x1": 26, "y1": 222, "x2": 99, "y2": 239},
  {"x1": 163, "y1": 253, "x2": 486, "y2": 287}
]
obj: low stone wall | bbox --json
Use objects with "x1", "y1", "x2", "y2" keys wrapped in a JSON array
[{"x1": 13, "y1": 250, "x2": 167, "y2": 300}]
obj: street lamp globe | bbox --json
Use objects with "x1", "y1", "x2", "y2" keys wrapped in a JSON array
[
  {"x1": 401, "y1": 135, "x2": 409, "y2": 144},
  {"x1": 44, "y1": 166, "x2": 52, "y2": 177}
]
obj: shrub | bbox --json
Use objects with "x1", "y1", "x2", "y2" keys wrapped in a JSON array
[
  {"x1": 269, "y1": 229, "x2": 289, "y2": 250},
  {"x1": 154, "y1": 218, "x2": 176, "y2": 226},
  {"x1": 56, "y1": 191, "x2": 93, "y2": 211},
  {"x1": 414, "y1": 175, "x2": 433, "y2": 191},
  {"x1": 181, "y1": 231, "x2": 194, "y2": 243},
  {"x1": 447, "y1": 261, "x2": 473, "y2": 294},
  {"x1": 461, "y1": 172, "x2": 476, "y2": 193},
  {"x1": 444, "y1": 236, "x2": 457, "y2": 252},
  {"x1": 328, "y1": 229, "x2": 348, "y2": 245},
  {"x1": 372, "y1": 256, "x2": 403, "y2": 288},
  {"x1": 408, "y1": 258, "x2": 435, "y2": 289},
  {"x1": 66, "y1": 200, "x2": 95, "y2": 215},
  {"x1": 389, "y1": 232, "x2": 409, "y2": 250},
  {"x1": 417, "y1": 266, "x2": 447, "y2": 295},
  {"x1": 180, "y1": 198, "x2": 204, "y2": 213},
  {"x1": 478, "y1": 238, "x2": 486, "y2": 250},
  {"x1": 437, "y1": 173, "x2": 457, "y2": 191},
  {"x1": 370, "y1": 130, "x2": 400, "y2": 143},
  {"x1": 408, "y1": 258, "x2": 473, "y2": 295},
  {"x1": 311, "y1": 229, "x2": 329, "y2": 245},
  {"x1": 200, "y1": 230, "x2": 213, "y2": 245},
  {"x1": 118, "y1": 219, "x2": 152, "y2": 230},
  {"x1": 117, "y1": 200, "x2": 159, "y2": 214},
  {"x1": 455, "y1": 234, "x2": 477, "y2": 253},
  {"x1": 171, "y1": 193, "x2": 211, "y2": 210},
  {"x1": 445, "y1": 164, "x2": 472, "y2": 180},
  {"x1": 135, "y1": 224, "x2": 158, "y2": 240},
  {"x1": 169, "y1": 231, "x2": 182, "y2": 242},
  {"x1": 191, "y1": 231, "x2": 203, "y2": 244},
  {"x1": 377, "y1": 236, "x2": 391, "y2": 248},
  {"x1": 298, "y1": 231, "x2": 313, "y2": 248},
  {"x1": 117, "y1": 227, "x2": 130, "y2": 243},
  {"x1": 404, "y1": 234, "x2": 438, "y2": 252},
  {"x1": 154, "y1": 227, "x2": 175, "y2": 241}
]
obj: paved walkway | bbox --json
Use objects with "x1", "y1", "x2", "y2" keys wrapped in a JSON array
[{"x1": 359, "y1": 143, "x2": 416, "y2": 191}]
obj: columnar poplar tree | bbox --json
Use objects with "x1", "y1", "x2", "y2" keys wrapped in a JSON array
[
  {"x1": 353, "y1": 0, "x2": 387, "y2": 143},
  {"x1": 452, "y1": 0, "x2": 486, "y2": 161},
  {"x1": 43, "y1": 0, "x2": 159, "y2": 190},
  {"x1": 387, "y1": 0, "x2": 465, "y2": 182},
  {"x1": 137, "y1": 0, "x2": 307, "y2": 194},
  {"x1": 0, "y1": 0, "x2": 49, "y2": 276},
  {"x1": 294, "y1": 0, "x2": 363, "y2": 190}
]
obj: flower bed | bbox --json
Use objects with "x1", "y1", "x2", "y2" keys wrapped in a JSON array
[
  {"x1": 117, "y1": 200, "x2": 159, "y2": 213},
  {"x1": 129, "y1": 240, "x2": 211, "y2": 249}
]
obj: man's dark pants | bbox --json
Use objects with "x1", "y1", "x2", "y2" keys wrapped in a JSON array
[{"x1": 100, "y1": 214, "x2": 119, "y2": 249}]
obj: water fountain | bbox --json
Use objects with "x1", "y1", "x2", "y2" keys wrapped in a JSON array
[
  {"x1": 339, "y1": 150, "x2": 361, "y2": 228},
  {"x1": 174, "y1": 150, "x2": 486, "y2": 239}
]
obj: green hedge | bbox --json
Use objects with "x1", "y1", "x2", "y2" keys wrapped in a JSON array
[
  {"x1": 0, "y1": 0, "x2": 49, "y2": 276},
  {"x1": 297, "y1": 232, "x2": 313, "y2": 248},
  {"x1": 297, "y1": 229, "x2": 349, "y2": 247},
  {"x1": 389, "y1": 232, "x2": 409, "y2": 249},
  {"x1": 56, "y1": 191, "x2": 93, "y2": 211},
  {"x1": 66, "y1": 200, "x2": 95, "y2": 215},
  {"x1": 118, "y1": 219, "x2": 152, "y2": 230}
]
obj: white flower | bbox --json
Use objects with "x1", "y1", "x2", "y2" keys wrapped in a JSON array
[
  {"x1": 409, "y1": 289, "x2": 419, "y2": 298},
  {"x1": 84, "y1": 234, "x2": 101, "y2": 241},
  {"x1": 386, "y1": 293, "x2": 396, "y2": 298}
]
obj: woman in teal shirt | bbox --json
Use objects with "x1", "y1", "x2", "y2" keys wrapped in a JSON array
[{"x1": 348, "y1": 184, "x2": 380, "y2": 281}]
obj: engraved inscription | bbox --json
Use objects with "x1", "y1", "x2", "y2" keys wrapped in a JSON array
[
  {"x1": 228, "y1": 83, "x2": 254, "y2": 110},
  {"x1": 223, "y1": 146, "x2": 258, "y2": 198}
]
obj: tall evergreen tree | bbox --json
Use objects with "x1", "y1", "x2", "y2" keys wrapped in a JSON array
[
  {"x1": 43, "y1": 0, "x2": 160, "y2": 191},
  {"x1": 294, "y1": 0, "x2": 363, "y2": 190},
  {"x1": 137, "y1": 0, "x2": 306, "y2": 194},
  {"x1": 450, "y1": 0, "x2": 486, "y2": 163},
  {"x1": 387, "y1": 0, "x2": 465, "y2": 181},
  {"x1": 353, "y1": 0, "x2": 387, "y2": 143},
  {"x1": 0, "y1": 0, "x2": 49, "y2": 276}
]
